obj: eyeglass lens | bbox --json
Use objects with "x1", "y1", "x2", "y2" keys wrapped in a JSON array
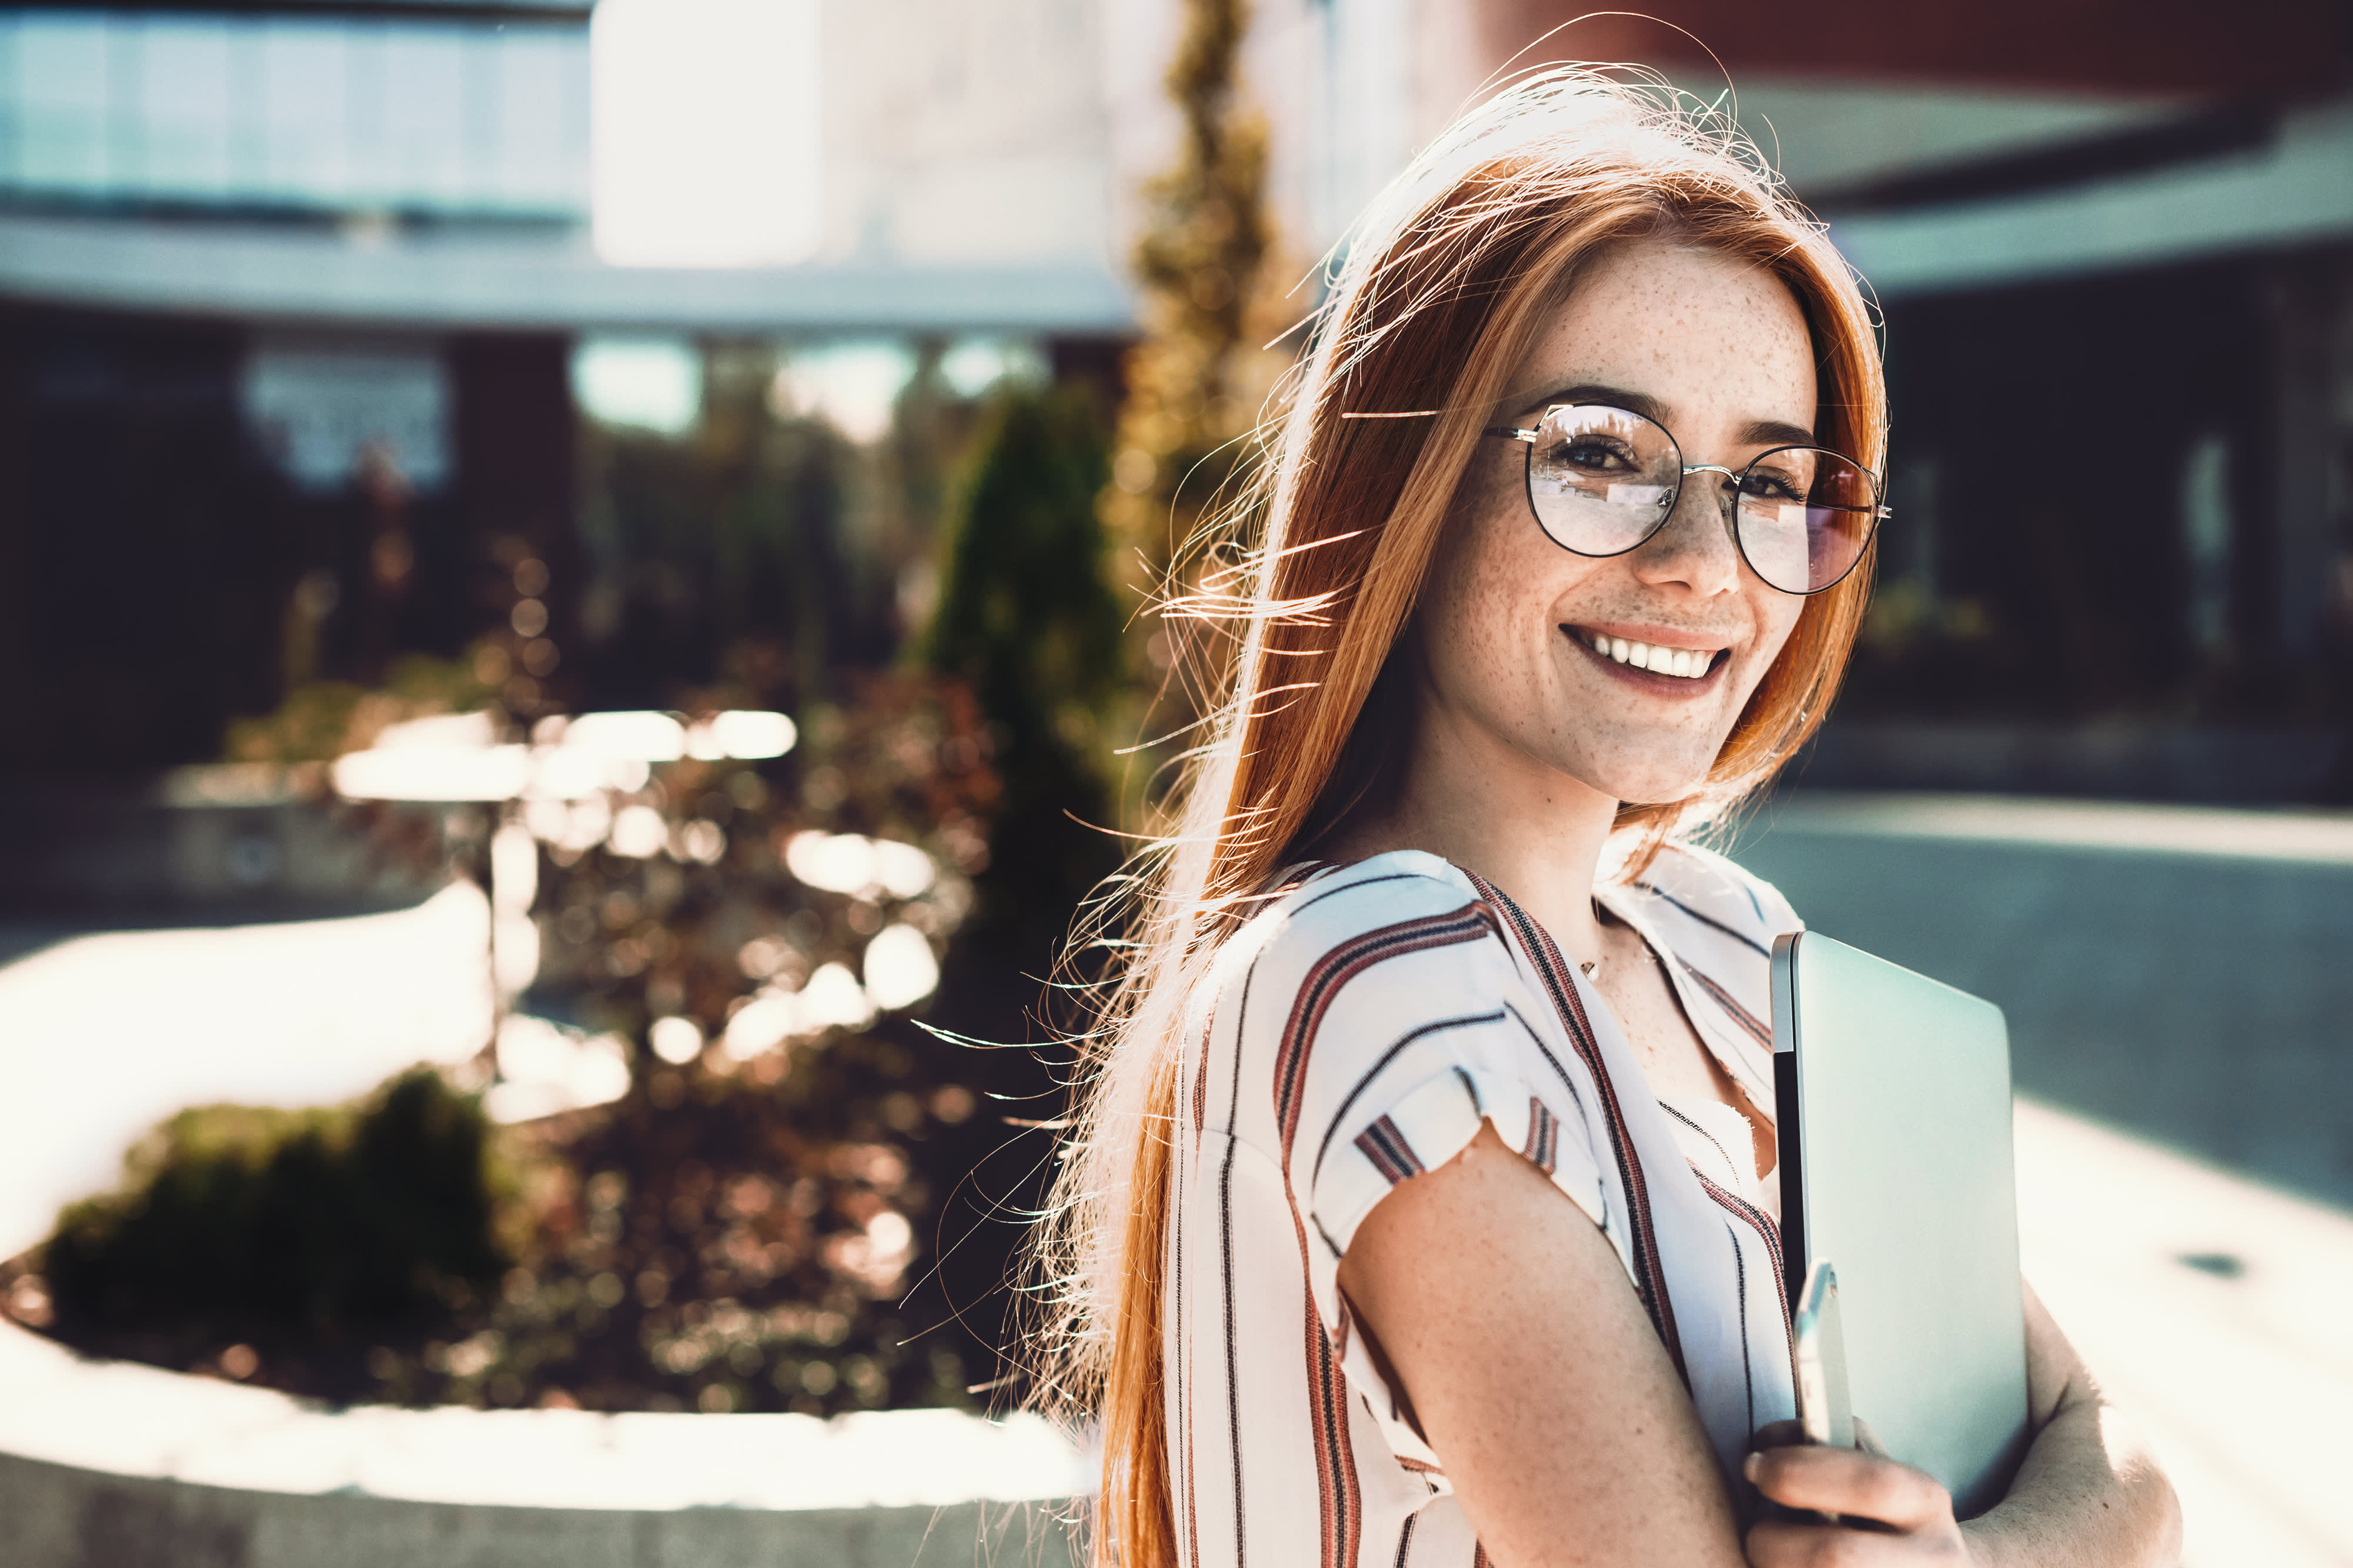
[{"x1": 1523, "y1": 405, "x2": 1877, "y2": 594}]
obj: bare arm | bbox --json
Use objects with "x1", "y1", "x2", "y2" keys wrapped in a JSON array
[
  {"x1": 1337, "y1": 1122, "x2": 1749, "y2": 1567},
  {"x1": 1955, "y1": 1284, "x2": 2179, "y2": 1566},
  {"x1": 1746, "y1": 1285, "x2": 2181, "y2": 1567},
  {"x1": 1342, "y1": 1125, "x2": 2179, "y2": 1568}
]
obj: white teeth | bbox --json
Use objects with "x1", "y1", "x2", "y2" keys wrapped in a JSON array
[{"x1": 1590, "y1": 635, "x2": 1718, "y2": 679}]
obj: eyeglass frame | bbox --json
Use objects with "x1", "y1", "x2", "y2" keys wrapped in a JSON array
[{"x1": 1482, "y1": 403, "x2": 1892, "y2": 596}]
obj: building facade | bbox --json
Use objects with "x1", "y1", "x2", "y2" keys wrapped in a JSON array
[{"x1": 2, "y1": 0, "x2": 2348, "y2": 796}]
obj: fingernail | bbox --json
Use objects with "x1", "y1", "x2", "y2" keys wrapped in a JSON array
[{"x1": 1742, "y1": 1453, "x2": 1761, "y2": 1482}]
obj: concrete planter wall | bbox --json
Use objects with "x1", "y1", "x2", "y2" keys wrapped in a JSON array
[
  {"x1": 0, "y1": 766, "x2": 448, "y2": 915},
  {"x1": 0, "y1": 1451, "x2": 1078, "y2": 1568},
  {"x1": 0, "y1": 1323, "x2": 1084, "y2": 1568}
]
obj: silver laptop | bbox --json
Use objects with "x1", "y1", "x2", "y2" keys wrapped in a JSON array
[{"x1": 1771, "y1": 931, "x2": 2031, "y2": 1520}]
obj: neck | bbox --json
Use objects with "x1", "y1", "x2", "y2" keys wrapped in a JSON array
[{"x1": 1325, "y1": 693, "x2": 1620, "y2": 968}]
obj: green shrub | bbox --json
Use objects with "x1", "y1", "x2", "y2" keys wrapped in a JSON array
[
  {"x1": 42, "y1": 1069, "x2": 508, "y2": 1346},
  {"x1": 224, "y1": 648, "x2": 502, "y2": 762},
  {"x1": 925, "y1": 385, "x2": 1125, "y2": 956}
]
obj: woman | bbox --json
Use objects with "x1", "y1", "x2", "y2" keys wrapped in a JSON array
[{"x1": 1039, "y1": 71, "x2": 2180, "y2": 1567}]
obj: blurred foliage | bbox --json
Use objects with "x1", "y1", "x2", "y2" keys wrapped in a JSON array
[
  {"x1": 926, "y1": 386, "x2": 1125, "y2": 955},
  {"x1": 909, "y1": 387, "x2": 1135, "y2": 1397},
  {"x1": 29, "y1": 1070, "x2": 506, "y2": 1361},
  {"x1": 2, "y1": 665, "x2": 1021, "y2": 1415},
  {"x1": 223, "y1": 646, "x2": 503, "y2": 763},
  {"x1": 443, "y1": 665, "x2": 1008, "y2": 1414},
  {"x1": 406, "y1": 1026, "x2": 986, "y2": 1414},
  {"x1": 571, "y1": 343, "x2": 984, "y2": 713},
  {"x1": 1100, "y1": 0, "x2": 1291, "y2": 817},
  {"x1": 8, "y1": 320, "x2": 1155, "y2": 1419},
  {"x1": 1104, "y1": 0, "x2": 1272, "y2": 576}
]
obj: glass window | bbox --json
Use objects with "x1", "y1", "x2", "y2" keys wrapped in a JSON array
[{"x1": 0, "y1": 9, "x2": 589, "y2": 218}]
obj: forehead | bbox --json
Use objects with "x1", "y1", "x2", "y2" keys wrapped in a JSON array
[{"x1": 1508, "y1": 239, "x2": 1817, "y2": 427}]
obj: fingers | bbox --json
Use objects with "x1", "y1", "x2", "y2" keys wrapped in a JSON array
[
  {"x1": 1745, "y1": 1517, "x2": 1922, "y2": 1567},
  {"x1": 1751, "y1": 1419, "x2": 1809, "y2": 1452},
  {"x1": 1852, "y1": 1416, "x2": 1889, "y2": 1459},
  {"x1": 1744, "y1": 1445, "x2": 1953, "y2": 1533},
  {"x1": 1746, "y1": 1517, "x2": 1878, "y2": 1567}
]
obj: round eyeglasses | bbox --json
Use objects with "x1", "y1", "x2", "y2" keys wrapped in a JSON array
[{"x1": 1484, "y1": 403, "x2": 1888, "y2": 596}]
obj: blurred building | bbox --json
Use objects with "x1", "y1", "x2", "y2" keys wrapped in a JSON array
[
  {"x1": 4, "y1": 0, "x2": 2350, "y2": 802},
  {"x1": 0, "y1": 0, "x2": 1130, "y2": 778}
]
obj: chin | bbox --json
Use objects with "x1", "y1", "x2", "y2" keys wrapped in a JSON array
[{"x1": 1571, "y1": 745, "x2": 1718, "y2": 809}]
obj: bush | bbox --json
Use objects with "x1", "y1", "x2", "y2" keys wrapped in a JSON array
[
  {"x1": 41, "y1": 1070, "x2": 507, "y2": 1356},
  {"x1": 925, "y1": 385, "x2": 1124, "y2": 955},
  {"x1": 223, "y1": 648, "x2": 503, "y2": 763}
]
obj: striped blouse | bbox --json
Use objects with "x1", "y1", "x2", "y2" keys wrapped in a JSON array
[{"x1": 1164, "y1": 845, "x2": 1802, "y2": 1567}]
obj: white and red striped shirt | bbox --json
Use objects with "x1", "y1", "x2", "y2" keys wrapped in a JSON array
[{"x1": 1164, "y1": 845, "x2": 1801, "y2": 1567}]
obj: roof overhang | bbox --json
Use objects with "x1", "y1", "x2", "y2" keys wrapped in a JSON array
[
  {"x1": 0, "y1": 213, "x2": 1136, "y2": 336},
  {"x1": 1830, "y1": 98, "x2": 2353, "y2": 300}
]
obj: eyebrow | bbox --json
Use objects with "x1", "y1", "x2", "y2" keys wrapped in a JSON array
[{"x1": 1517, "y1": 382, "x2": 1817, "y2": 449}]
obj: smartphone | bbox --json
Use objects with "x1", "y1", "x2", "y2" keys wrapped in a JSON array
[{"x1": 1793, "y1": 1259, "x2": 1854, "y2": 1450}]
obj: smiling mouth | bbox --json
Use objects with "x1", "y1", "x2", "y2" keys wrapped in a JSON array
[{"x1": 1563, "y1": 628, "x2": 1729, "y2": 682}]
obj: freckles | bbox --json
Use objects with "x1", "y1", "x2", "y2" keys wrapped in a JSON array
[{"x1": 1750, "y1": 593, "x2": 1806, "y2": 668}]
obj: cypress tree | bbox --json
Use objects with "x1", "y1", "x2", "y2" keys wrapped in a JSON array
[
  {"x1": 1101, "y1": 0, "x2": 1285, "y2": 821},
  {"x1": 924, "y1": 385, "x2": 1125, "y2": 960},
  {"x1": 911, "y1": 384, "x2": 1127, "y2": 1397}
]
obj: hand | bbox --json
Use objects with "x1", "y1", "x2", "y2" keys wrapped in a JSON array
[{"x1": 1744, "y1": 1419, "x2": 1975, "y2": 1566}]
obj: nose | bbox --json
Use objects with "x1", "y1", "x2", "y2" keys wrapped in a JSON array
[{"x1": 1632, "y1": 463, "x2": 1743, "y2": 595}]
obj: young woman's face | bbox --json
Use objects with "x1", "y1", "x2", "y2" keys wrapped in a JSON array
[{"x1": 1418, "y1": 239, "x2": 1818, "y2": 806}]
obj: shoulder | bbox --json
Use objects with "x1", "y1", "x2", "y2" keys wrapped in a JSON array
[
  {"x1": 1202, "y1": 850, "x2": 1513, "y2": 1049},
  {"x1": 1217, "y1": 850, "x2": 1494, "y2": 979},
  {"x1": 1622, "y1": 839, "x2": 1802, "y2": 959},
  {"x1": 1194, "y1": 853, "x2": 1547, "y2": 1176}
]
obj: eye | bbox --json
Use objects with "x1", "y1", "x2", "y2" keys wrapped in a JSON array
[
  {"x1": 1737, "y1": 461, "x2": 1810, "y2": 503},
  {"x1": 1547, "y1": 436, "x2": 1641, "y2": 473}
]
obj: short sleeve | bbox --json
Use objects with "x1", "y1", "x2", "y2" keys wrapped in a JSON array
[
  {"x1": 1196, "y1": 853, "x2": 1636, "y2": 1467},
  {"x1": 1205, "y1": 850, "x2": 1623, "y2": 1286},
  {"x1": 1308, "y1": 1043, "x2": 1611, "y2": 1262}
]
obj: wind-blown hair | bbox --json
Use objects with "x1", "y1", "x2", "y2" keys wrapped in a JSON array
[{"x1": 1032, "y1": 66, "x2": 1887, "y2": 1568}]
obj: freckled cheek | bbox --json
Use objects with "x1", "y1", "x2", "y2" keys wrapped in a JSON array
[
  {"x1": 1425, "y1": 570, "x2": 1517, "y2": 697},
  {"x1": 1467, "y1": 555, "x2": 1581, "y2": 685},
  {"x1": 1733, "y1": 598, "x2": 1806, "y2": 695},
  {"x1": 1425, "y1": 555, "x2": 1558, "y2": 710}
]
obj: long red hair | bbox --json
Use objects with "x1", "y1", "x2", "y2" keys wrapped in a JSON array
[{"x1": 1032, "y1": 67, "x2": 1888, "y2": 1568}]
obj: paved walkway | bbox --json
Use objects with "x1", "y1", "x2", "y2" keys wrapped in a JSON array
[
  {"x1": 2012, "y1": 1100, "x2": 2352, "y2": 1567},
  {"x1": 1737, "y1": 791, "x2": 2353, "y2": 1209},
  {"x1": 1735, "y1": 792, "x2": 2353, "y2": 1567}
]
